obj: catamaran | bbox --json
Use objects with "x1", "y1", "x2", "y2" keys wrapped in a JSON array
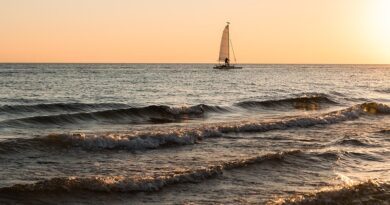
[{"x1": 214, "y1": 22, "x2": 242, "y2": 69}]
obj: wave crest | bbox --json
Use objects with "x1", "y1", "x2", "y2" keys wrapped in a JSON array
[{"x1": 1, "y1": 104, "x2": 227, "y2": 127}]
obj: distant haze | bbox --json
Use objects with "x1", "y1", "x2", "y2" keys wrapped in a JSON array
[{"x1": 0, "y1": 0, "x2": 389, "y2": 64}]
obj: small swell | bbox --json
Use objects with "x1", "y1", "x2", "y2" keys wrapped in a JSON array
[
  {"x1": 0, "y1": 104, "x2": 227, "y2": 127},
  {"x1": 334, "y1": 137, "x2": 371, "y2": 147},
  {"x1": 269, "y1": 180, "x2": 390, "y2": 205},
  {"x1": 221, "y1": 150, "x2": 302, "y2": 169},
  {"x1": 0, "y1": 151, "x2": 300, "y2": 193},
  {"x1": 236, "y1": 95, "x2": 338, "y2": 110},
  {"x1": 312, "y1": 151, "x2": 341, "y2": 161}
]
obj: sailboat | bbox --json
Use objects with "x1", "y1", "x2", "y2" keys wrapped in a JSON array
[{"x1": 214, "y1": 22, "x2": 242, "y2": 69}]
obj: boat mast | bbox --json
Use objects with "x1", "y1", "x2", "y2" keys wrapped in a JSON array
[{"x1": 227, "y1": 22, "x2": 230, "y2": 64}]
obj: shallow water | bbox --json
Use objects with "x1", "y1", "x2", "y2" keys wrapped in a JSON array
[{"x1": 0, "y1": 64, "x2": 389, "y2": 204}]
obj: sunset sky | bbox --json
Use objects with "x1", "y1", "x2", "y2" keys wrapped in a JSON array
[{"x1": 0, "y1": 0, "x2": 389, "y2": 63}]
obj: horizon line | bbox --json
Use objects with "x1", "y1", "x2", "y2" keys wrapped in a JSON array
[{"x1": 1, "y1": 62, "x2": 390, "y2": 65}]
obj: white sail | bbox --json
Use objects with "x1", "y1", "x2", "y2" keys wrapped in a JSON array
[{"x1": 218, "y1": 24, "x2": 229, "y2": 61}]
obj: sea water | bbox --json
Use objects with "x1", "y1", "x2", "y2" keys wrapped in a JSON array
[{"x1": 0, "y1": 64, "x2": 389, "y2": 204}]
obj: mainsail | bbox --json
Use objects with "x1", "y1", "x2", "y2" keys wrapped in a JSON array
[
  {"x1": 218, "y1": 24, "x2": 230, "y2": 61},
  {"x1": 214, "y1": 23, "x2": 242, "y2": 69}
]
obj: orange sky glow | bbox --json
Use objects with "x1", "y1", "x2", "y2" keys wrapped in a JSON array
[{"x1": 0, "y1": 0, "x2": 389, "y2": 63}]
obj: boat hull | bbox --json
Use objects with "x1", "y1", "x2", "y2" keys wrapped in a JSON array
[{"x1": 213, "y1": 65, "x2": 242, "y2": 69}]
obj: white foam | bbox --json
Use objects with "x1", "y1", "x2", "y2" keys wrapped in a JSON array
[{"x1": 49, "y1": 131, "x2": 203, "y2": 150}]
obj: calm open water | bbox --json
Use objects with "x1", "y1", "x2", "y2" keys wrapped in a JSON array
[{"x1": 0, "y1": 64, "x2": 389, "y2": 204}]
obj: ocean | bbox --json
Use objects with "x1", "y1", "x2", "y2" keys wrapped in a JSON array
[{"x1": 0, "y1": 64, "x2": 389, "y2": 204}]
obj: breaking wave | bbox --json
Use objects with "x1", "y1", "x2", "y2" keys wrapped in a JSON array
[
  {"x1": 0, "y1": 103, "x2": 388, "y2": 152},
  {"x1": 0, "y1": 104, "x2": 227, "y2": 127},
  {"x1": 0, "y1": 95, "x2": 341, "y2": 127},
  {"x1": 236, "y1": 95, "x2": 338, "y2": 110},
  {"x1": 269, "y1": 180, "x2": 390, "y2": 205},
  {"x1": 0, "y1": 150, "x2": 301, "y2": 193}
]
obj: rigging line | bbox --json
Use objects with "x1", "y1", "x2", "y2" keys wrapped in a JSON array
[{"x1": 230, "y1": 39, "x2": 237, "y2": 63}]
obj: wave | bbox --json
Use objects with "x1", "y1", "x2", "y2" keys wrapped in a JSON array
[
  {"x1": 0, "y1": 104, "x2": 227, "y2": 127},
  {"x1": 336, "y1": 139, "x2": 369, "y2": 147},
  {"x1": 0, "y1": 95, "x2": 343, "y2": 127},
  {"x1": 269, "y1": 180, "x2": 390, "y2": 205},
  {"x1": 0, "y1": 149, "x2": 384, "y2": 195},
  {"x1": 236, "y1": 95, "x2": 338, "y2": 110},
  {"x1": 217, "y1": 103, "x2": 388, "y2": 133},
  {"x1": 0, "y1": 151, "x2": 300, "y2": 193},
  {"x1": 1, "y1": 103, "x2": 387, "y2": 152},
  {"x1": 334, "y1": 137, "x2": 372, "y2": 147},
  {"x1": 221, "y1": 150, "x2": 302, "y2": 169},
  {"x1": 0, "y1": 170, "x2": 221, "y2": 193}
]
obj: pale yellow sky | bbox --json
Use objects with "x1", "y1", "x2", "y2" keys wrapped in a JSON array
[{"x1": 0, "y1": 0, "x2": 389, "y2": 63}]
